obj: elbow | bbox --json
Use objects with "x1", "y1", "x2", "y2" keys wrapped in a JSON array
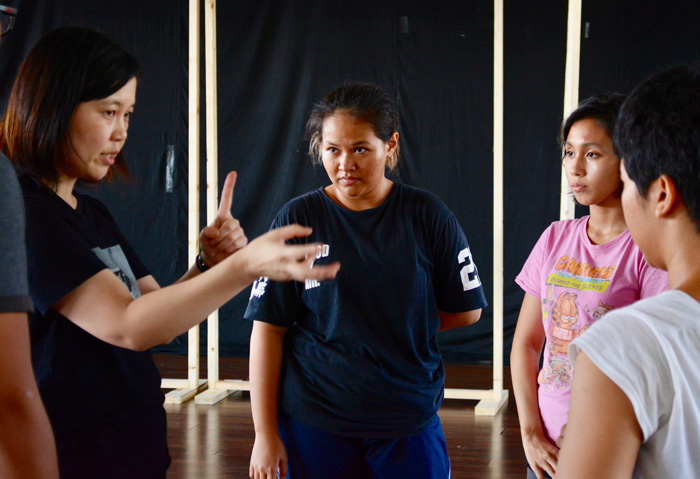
[
  {"x1": 467, "y1": 308, "x2": 482, "y2": 325},
  {"x1": 118, "y1": 330, "x2": 162, "y2": 352}
]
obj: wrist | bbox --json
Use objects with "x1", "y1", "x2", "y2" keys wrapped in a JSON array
[{"x1": 196, "y1": 253, "x2": 210, "y2": 272}]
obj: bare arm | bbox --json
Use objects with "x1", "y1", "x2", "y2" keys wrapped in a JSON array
[
  {"x1": 0, "y1": 313, "x2": 59, "y2": 479},
  {"x1": 555, "y1": 351, "x2": 642, "y2": 479},
  {"x1": 249, "y1": 321, "x2": 288, "y2": 479},
  {"x1": 55, "y1": 225, "x2": 340, "y2": 351},
  {"x1": 510, "y1": 292, "x2": 557, "y2": 479},
  {"x1": 438, "y1": 309, "x2": 481, "y2": 332}
]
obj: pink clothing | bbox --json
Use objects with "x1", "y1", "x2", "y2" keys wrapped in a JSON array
[{"x1": 515, "y1": 216, "x2": 668, "y2": 443}]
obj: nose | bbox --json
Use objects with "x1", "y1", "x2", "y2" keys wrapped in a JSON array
[
  {"x1": 112, "y1": 117, "x2": 128, "y2": 142},
  {"x1": 338, "y1": 151, "x2": 355, "y2": 171},
  {"x1": 567, "y1": 152, "x2": 585, "y2": 177}
]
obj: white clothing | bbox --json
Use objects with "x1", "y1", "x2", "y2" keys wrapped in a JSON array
[{"x1": 570, "y1": 290, "x2": 700, "y2": 478}]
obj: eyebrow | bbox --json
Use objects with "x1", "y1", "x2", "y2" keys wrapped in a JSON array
[
  {"x1": 96, "y1": 98, "x2": 135, "y2": 109},
  {"x1": 324, "y1": 140, "x2": 371, "y2": 146},
  {"x1": 565, "y1": 141, "x2": 604, "y2": 148}
]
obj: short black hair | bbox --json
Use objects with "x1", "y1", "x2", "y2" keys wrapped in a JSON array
[
  {"x1": 560, "y1": 93, "x2": 626, "y2": 149},
  {"x1": 0, "y1": 26, "x2": 140, "y2": 187},
  {"x1": 614, "y1": 62, "x2": 700, "y2": 231}
]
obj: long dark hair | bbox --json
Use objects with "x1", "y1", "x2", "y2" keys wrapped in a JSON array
[{"x1": 0, "y1": 26, "x2": 140, "y2": 187}]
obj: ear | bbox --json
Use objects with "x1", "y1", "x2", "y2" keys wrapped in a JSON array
[
  {"x1": 386, "y1": 131, "x2": 399, "y2": 157},
  {"x1": 650, "y1": 174, "x2": 679, "y2": 218}
]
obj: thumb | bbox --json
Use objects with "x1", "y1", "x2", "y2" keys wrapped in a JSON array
[{"x1": 201, "y1": 225, "x2": 219, "y2": 239}]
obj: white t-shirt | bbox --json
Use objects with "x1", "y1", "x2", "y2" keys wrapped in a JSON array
[{"x1": 570, "y1": 290, "x2": 700, "y2": 478}]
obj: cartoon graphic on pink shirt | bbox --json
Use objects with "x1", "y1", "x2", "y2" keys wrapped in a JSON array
[
  {"x1": 548, "y1": 292, "x2": 580, "y2": 357},
  {"x1": 541, "y1": 291, "x2": 615, "y2": 391}
]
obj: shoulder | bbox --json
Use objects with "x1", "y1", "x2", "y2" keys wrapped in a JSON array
[
  {"x1": 544, "y1": 216, "x2": 586, "y2": 237},
  {"x1": 272, "y1": 188, "x2": 327, "y2": 227},
  {"x1": 572, "y1": 291, "x2": 687, "y2": 361},
  {"x1": 394, "y1": 183, "x2": 455, "y2": 228},
  {"x1": 280, "y1": 188, "x2": 326, "y2": 211},
  {"x1": 397, "y1": 183, "x2": 447, "y2": 208}
]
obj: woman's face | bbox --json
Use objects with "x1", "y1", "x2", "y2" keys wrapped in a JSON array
[
  {"x1": 320, "y1": 111, "x2": 398, "y2": 211},
  {"x1": 64, "y1": 77, "x2": 137, "y2": 183},
  {"x1": 563, "y1": 118, "x2": 621, "y2": 207}
]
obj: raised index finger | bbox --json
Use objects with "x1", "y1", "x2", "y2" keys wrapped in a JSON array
[{"x1": 217, "y1": 171, "x2": 237, "y2": 218}]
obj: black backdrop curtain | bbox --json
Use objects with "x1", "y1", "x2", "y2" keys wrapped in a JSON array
[{"x1": 2, "y1": 0, "x2": 698, "y2": 363}]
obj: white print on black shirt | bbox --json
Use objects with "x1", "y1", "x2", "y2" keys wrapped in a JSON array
[
  {"x1": 251, "y1": 276, "x2": 269, "y2": 299},
  {"x1": 92, "y1": 245, "x2": 141, "y2": 298},
  {"x1": 305, "y1": 244, "x2": 330, "y2": 291},
  {"x1": 458, "y1": 247, "x2": 481, "y2": 291}
]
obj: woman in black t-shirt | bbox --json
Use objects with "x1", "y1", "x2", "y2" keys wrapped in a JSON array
[{"x1": 0, "y1": 26, "x2": 339, "y2": 479}]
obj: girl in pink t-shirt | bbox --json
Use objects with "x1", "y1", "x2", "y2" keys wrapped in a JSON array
[{"x1": 510, "y1": 94, "x2": 668, "y2": 479}]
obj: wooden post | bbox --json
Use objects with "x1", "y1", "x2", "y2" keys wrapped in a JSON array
[
  {"x1": 162, "y1": 0, "x2": 208, "y2": 404},
  {"x1": 560, "y1": 0, "x2": 582, "y2": 220},
  {"x1": 474, "y1": 0, "x2": 508, "y2": 416},
  {"x1": 194, "y1": 0, "x2": 234, "y2": 405}
]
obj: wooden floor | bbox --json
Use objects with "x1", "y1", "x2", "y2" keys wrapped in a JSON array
[{"x1": 156, "y1": 354, "x2": 527, "y2": 479}]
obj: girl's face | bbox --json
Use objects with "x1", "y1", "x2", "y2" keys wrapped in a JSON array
[
  {"x1": 321, "y1": 111, "x2": 398, "y2": 211},
  {"x1": 563, "y1": 118, "x2": 621, "y2": 207},
  {"x1": 64, "y1": 77, "x2": 137, "y2": 183}
]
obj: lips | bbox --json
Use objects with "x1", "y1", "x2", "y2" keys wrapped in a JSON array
[
  {"x1": 338, "y1": 176, "x2": 358, "y2": 186},
  {"x1": 570, "y1": 184, "x2": 586, "y2": 192},
  {"x1": 101, "y1": 152, "x2": 118, "y2": 166}
]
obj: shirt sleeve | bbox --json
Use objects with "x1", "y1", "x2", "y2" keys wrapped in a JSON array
[
  {"x1": 515, "y1": 224, "x2": 553, "y2": 299},
  {"x1": 243, "y1": 206, "x2": 303, "y2": 327},
  {"x1": 430, "y1": 199, "x2": 488, "y2": 313},
  {"x1": 24, "y1": 193, "x2": 112, "y2": 315},
  {"x1": 0, "y1": 158, "x2": 33, "y2": 313},
  {"x1": 87, "y1": 196, "x2": 150, "y2": 281},
  {"x1": 569, "y1": 310, "x2": 671, "y2": 441}
]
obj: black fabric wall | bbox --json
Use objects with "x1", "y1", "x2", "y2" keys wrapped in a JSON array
[{"x1": 2, "y1": 1, "x2": 698, "y2": 363}]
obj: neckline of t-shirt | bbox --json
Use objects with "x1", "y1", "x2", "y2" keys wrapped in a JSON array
[
  {"x1": 319, "y1": 182, "x2": 399, "y2": 215},
  {"x1": 579, "y1": 215, "x2": 630, "y2": 250}
]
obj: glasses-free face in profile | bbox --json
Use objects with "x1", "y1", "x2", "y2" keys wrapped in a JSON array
[{"x1": 0, "y1": 4, "x2": 17, "y2": 38}]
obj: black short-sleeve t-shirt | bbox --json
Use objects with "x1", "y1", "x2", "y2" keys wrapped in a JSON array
[
  {"x1": 245, "y1": 183, "x2": 487, "y2": 438},
  {"x1": 22, "y1": 180, "x2": 169, "y2": 478}
]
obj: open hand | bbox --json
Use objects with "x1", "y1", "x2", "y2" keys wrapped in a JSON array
[
  {"x1": 242, "y1": 225, "x2": 340, "y2": 283},
  {"x1": 200, "y1": 171, "x2": 248, "y2": 267}
]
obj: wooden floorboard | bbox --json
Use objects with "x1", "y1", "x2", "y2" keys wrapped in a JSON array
[{"x1": 156, "y1": 354, "x2": 527, "y2": 478}]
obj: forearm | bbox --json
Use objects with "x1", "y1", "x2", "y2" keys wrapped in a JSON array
[
  {"x1": 0, "y1": 314, "x2": 59, "y2": 478},
  {"x1": 511, "y1": 340, "x2": 547, "y2": 437},
  {"x1": 249, "y1": 322, "x2": 286, "y2": 437},
  {"x1": 174, "y1": 261, "x2": 203, "y2": 284},
  {"x1": 438, "y1": 309, "x2": 481, "y2": 332},
  {"x1": 0, "y1": 395, "x2": 58, "y2": 479},
  {"x1": 123, "y1": 252, "x2": 258, "y2": 349}
]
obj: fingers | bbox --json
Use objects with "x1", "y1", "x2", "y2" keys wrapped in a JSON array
[
  {"x1": 217, "y1": 171, "x2": 237, "y2": 219},
  {"x1": 268, "y1": 224, "x2": 313, "y2": 242},
  {"x1": 249, "y1": 465, "x2": 281, "y2": 479},
  {"x1": 290, "y1": 260, "x2": 341, "y2": 282},
  {"x1": 206, "y1": 218, "x2": 247, "y2": 248}
]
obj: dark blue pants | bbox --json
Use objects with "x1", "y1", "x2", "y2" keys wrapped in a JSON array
[{"x1": 278, "y1": 412, "x2": 451, "y2": 479}]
